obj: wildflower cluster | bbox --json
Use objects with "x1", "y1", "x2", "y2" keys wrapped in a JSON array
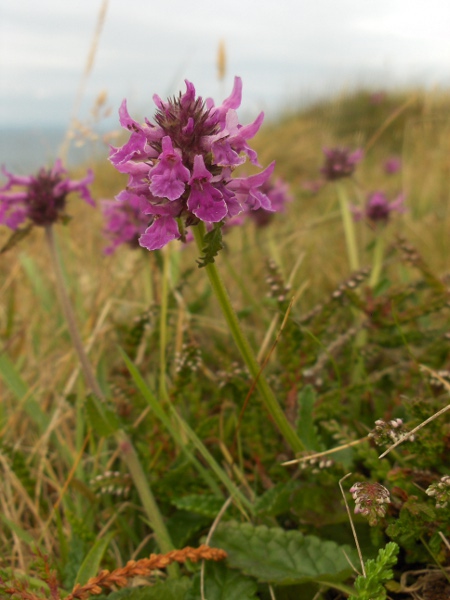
[
  {"x1": 352, "y1": 191, "x2": 405, "y2": 224},
  {"x1": 368, "y1": 418, "x2": 415, "y2": 448},
  {"x1": 101, "y1": 194, "x2": 149, "y2": 254},
  {"x1": 320, "y1": 147, "x2": 363, "y2": 181},
  {"x1": 426, "y1": 475, "x2": 450, "y2": 509},
  {"x1": 109, "y1": 77, "x2": 275, "y2": 250},
  {"x1": 349, "y1": 481, "x2": 391, "y2": 526},
  {"x1": 0, "y1": 159, "x2": 94, "y2": 229}
]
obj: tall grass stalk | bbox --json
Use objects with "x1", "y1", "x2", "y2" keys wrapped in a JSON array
[
  {"x1": 369, "y1": 234, "x2": 385, "y2": 289},
  {"x1": 336, "y1": 183, "x2": 359, "y2": 272},
  {"x1": 192, "y1": 222, "x2": 304, "y2": 454},
  {"x1": 45, "y1": 225, "x2": 177, "y2": 570}
]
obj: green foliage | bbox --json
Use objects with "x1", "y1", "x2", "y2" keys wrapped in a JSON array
[
  {"x1": 171, "y1": 494, "x2": 225, "y2": 518},
  {"x1": 349, "y1": 542, "x2": 399, "y2": 600},
  {"x1": 85, "y1": 394, "x2": 121, "y2": 437},
  {"x1": 3, "y1": 88, "x2": 450, "y2": 596},
  {"x1": 98, "y1": 578, "x2": 191, "y2": 600},
  {"x1": 253, "y1": 480, "x2": 299, "y2": 517},
  {"x1": 187, "y1": 561, "x2": 258, "y2": 600},
  {"x1": 296, "y1": 385, "x2": 322, "y2": 450},
  {"x1": 75, "y1": 532, "x2": 116, "y2": 586},
  {"x1": 212, "y1": 521, "x2": 357, "y2": 586},
  {"x1": 196, "y1": 222, "x2": 224, "y2": 267}
]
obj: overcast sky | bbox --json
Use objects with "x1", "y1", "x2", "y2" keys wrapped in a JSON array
[{"x1": 1, "y1": 0, "x2": 450, "y2": 130}]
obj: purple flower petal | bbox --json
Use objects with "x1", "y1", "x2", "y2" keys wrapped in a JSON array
[{"x1": 139, "y1": 216, "x2": 181, "y2": 250}]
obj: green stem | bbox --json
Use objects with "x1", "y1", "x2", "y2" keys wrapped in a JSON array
[
  {"x1": 193, "y1": 223, "x2": 304, "y2": 453},
  {"x1": 369, "y1": 234, "x2": 385, "y2": 289},
  {"x1": 159, "y1": 246, "x2": 170, "y2": 401},
  {"x1": 336, "y1": 183, "x2": 359, "y2": 272},
  {"x1": 45, "y1": 226, "x2": 177, "y2": 571},
  {"x1": 45, "y1": 225, "x2": 103, "y2": 399}
]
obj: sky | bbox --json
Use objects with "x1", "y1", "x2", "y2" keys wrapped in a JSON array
[{"x1": 1, "y1": 0, "x2": 450, "y2": 131}]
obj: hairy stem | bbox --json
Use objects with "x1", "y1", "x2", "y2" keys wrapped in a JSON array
[
  {"x1": 193, "y1": 222, "x2": 304, "y2": 453},
  {"x1": 336, "y1": 183, "x2": 359, "y2": 272}
]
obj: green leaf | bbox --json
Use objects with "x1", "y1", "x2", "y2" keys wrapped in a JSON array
[
  {"x1": 99, "y1": 578, "x2": 191, "y2": 600},
  {"x1": 85, "y1": 395, "x2": 120, "y2": 437},
  {"x1": 350, "y1": 542, "x2": 399, "y2": 600},
  {"x1": 0, "y1": 513, "x2": 36, "y2": 545},
  {"x1": 19, "y1": 252, "x2": 54, "y2": 313},
  {"x1": 196, "y1": 222, "x2": 224, "y2": 268},
  {"x1": 0, "y1": 353, "x2": 48, "y2": 433},
  {"x1": 75, "y1": 531, "x2": 116, "y2": 586},
  {"x1": 296, "y1": 385, "x2": 321, "y2": 450},
  {"x1": 212, "y1": 522, "x2": 356, "y2": 586},
  {"x1": 0, "y1": 224, "x2": 33, "y2": 254},
  {"x1": 171, "y1": 494, "x2": 225, "y2": 518},
  {"x1": 187, "y1": 562, "x2": 258, "y2": 600}
]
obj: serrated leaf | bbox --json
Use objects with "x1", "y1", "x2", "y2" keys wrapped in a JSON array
[
  {"x1": 296, "y1": 385, "x2": 321, "y2": 450},
  {"x1": 85, "y1": 395, "x2": 120, "y2": 437},
  {"x1": 212, "y1": 522, "x2": 356, "y2": 586},
  {"x1": 171, "y1": 495, "x2": 225, "y2": 518},
  {"x1": 186, "y1": 562, "x2": 258, "y2": 600},
  {"x1": 196, "y1": 222, "x2": 224, "y2": 268},
  {"x1": 75, "y1": 531, "x2": 116, "y2": 586},
  {"x1": 350, "y1": 542, "x2": 399, "y2": 600}
]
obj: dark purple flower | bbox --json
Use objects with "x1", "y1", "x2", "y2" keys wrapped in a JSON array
[
  {"x1": 0, "y1": 160, "x2": 94, "y2": 230},
  {"x1": 383, "y1": 156, "x2": 402, "y2": 175},
  {"x1": 320, "y1": 147, "x2": 363, "y2": 181},
  {"x1": 109, "y1": 77, "x2": 275, "y2": 251},
  {"x1": 352, "y1": 191, "x2": 405, "y2": 224},
  {"x1": 101, "y1": 193, "x2": 150, "y2": 254}
]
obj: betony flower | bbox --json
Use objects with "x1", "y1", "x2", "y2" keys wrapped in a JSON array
[
  {"x1": 236, "y1": 176, "x2": 293, "y2": 228},
  {"x1": 320, "y1": 147, "x2": 363, "y2": 181},
  {"x1": 109, "y1": 77, "x2": 275, "y2": 250},
  {"x1": 0, "y1": 159, "x2": 94, "y2": 230},
  {"x1": 352, "y1": 191, "x2": 405, "y2": 224},
  {"x1": 101, "y1": 194, "x2": 150, "y2": 254}
]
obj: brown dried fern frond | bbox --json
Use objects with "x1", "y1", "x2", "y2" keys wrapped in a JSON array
[
  {"x1": 67, "y1": 545, "x2": 227, "y2": 600},
  {"x1": 1, "y1": 545, "x2": 227, "y2": 600}
]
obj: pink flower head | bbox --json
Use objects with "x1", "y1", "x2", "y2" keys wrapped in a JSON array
[
  {"x1": 349, "y1": 481, "x2": 390, "y2": 526},
  {"x1": 320, "y1": 147, "x2": 363, "y2": 181},
  {"x1": 0, "y1": 160, "x2": 94, "y2": 230},
  {"x1": 352, "y1": 191, "x2": 406, "y2": 224},
  {"x1": 109, "y1": 77, "x2": 274, "y2": 250},
  {"x1": 383, "y1": 156, "x2": 402, "y2": 175},
  {"x1": 101, "y1": 192, "x2": 150, "y2": 254}
]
